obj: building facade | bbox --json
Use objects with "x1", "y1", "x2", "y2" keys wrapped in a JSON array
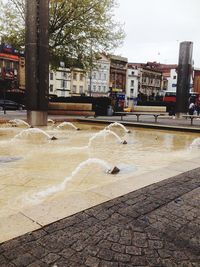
[
  {"x1": 193, "y1": 68, "x2": 200, "y2": 94},
  {"x1": 141, "y1": 62, "x2": 178, "y2": 93},
  {"x1": 128, "y1": 62, "x2": 163, "y2": 102},
  {"x1": 109, "y1": 55, "x2": 128, "y2": 107},
  {"x1": 70, "y1": 68, "x2": 87, "y2": 96},
  {"x1": 87, "y1": 54, "x2": 110, "y2": 97},
  {"x1": 126, "y1": 64, "x2": 140, "y2": 107},
  {"x1": 164, "y1": 68, "x2": 177, "y2": 92},
  {"x1": 155, "y1": 63, "x2": 178, "y2": 92},
  {"x1": 139, "y1": 67, "x2": 162, "y2": 101},
  {"x1": 49, "y1": 67, "x2": 71, "y2": 97},
  {"x1": 0, "y1": 44, "x2": 25, "y2": 93}
]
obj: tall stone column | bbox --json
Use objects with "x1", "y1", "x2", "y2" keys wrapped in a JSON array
[
  {"x1": 25, "y1": 0, "x2": 49, "y2": 126},
  {"x1": 176, "y1": 41, "x2": 193, "y2": 116}
]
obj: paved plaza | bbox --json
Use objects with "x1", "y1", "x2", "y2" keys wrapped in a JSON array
[
  {"x1": 0, "y1": 111, "x2": 200, "y2": 266},
  {"x1": 0, "y1": 167, "x2": 199, "y2": 266}
]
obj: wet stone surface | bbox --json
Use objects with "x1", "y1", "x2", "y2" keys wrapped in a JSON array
[{"x1": 0, "y1": 167, "x2": 200, "y2": 266}]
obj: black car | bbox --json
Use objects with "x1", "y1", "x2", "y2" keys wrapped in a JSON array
[{"x1": 0, "y1": 100, "x2": 25, "y2": 110}]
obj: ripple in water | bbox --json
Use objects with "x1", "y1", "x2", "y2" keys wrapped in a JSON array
[
  {"x1": 190, "y1": 138, "x2": 200, "y2": 148},
  {"x1": 0, "y1": 156, "x2": 22, "y2": 164}
]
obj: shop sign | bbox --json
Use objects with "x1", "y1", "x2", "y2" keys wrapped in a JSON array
[{"x1": 112, "y1": 88, "x2": 122, "y2": 92}]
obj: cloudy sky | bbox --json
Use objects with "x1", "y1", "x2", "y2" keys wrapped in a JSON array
[{"x1": 114, "y1": 0, "x2": 200, "y2": 67}]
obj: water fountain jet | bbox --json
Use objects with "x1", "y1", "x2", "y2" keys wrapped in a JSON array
[
  {"x1": 105, "y1": 122, "x2": 131, "y2": 133},
  {"x1": 190, "y1": 138, "x2": 200, "y2": 148},
  {"x1": 88, "y1": 129, "x2": 127, "y2": 147},
  {"x1": 57, "y1": 122, "x2": 80, "y2": 131},
  {"x1": 9, "y1": 119, "x2": 30, "y2": 128},
  {"x1": 48, "y1": 119, "x2": 55, "y2": 125},
  {"x1": 30, "y1": 158, "x2": 120, "y2": 201},
  {"x1": 13, "y1": 128, "x2": 57, "y2": 141}
]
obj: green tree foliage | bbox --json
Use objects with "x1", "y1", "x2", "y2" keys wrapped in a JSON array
[
  {"x1": 0, "y1": 0, "x2": 25, "y2": 50},
  {"x1": 0, "y1": 0, "x2": 125, "y2": 68}
]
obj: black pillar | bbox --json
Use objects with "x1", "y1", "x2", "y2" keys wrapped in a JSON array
[
  {"x1": 176, "y1": 41, "x2": 193, "y2": 115},
  {"x1": 25, "y1": 0, "x2": 49, "y2": 126}
]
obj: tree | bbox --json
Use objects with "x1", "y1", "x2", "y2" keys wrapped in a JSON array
[
  {"x1": 0, "y1": 0, "x2": 25, "y2": 50},
  {"x1": 0, "y1": 0, "x2": 125, "y2": 68}
]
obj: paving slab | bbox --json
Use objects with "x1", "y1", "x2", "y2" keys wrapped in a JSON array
[{"x1": 0, "y1": 167, "x2": 200, "y2": 266}]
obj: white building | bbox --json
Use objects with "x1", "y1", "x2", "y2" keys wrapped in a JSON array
[
  {"x1": 87, "y1": 54, "x2": 110, "y2": 97},
  {"x1": 49, "y1": 66, "x2": 71, "y2": 97},
  {"x1": 166, "y1": 68, "x2": 177, "y2": 92},
  {"x1": 126, "y1": 64, "x2": 140, "y2": 107}
]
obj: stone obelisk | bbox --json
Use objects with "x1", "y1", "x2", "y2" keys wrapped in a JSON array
[
  {"x1": 25, "y1": 0, "x2": 49, "y2": 126},
  {"x1": 176, "y1": 41, "x2": 193, "y2": 116}
]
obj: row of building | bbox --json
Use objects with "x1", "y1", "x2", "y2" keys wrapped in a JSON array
[
  {"x1": 1, "y1": 43, "x2": 200, "y2": 107},
  {"x1": 49, "y1": 55, "x2": 179, "y2": 107}
]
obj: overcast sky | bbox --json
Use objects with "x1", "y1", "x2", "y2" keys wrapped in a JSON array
[{"x1": 114, "y1": 0, "x2": 200, "y2": 67}]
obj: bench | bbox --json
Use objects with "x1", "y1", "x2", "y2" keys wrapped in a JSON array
[
  {"x1": 133, "y1": 106, "x2": 167, "y2": 113},
  {"x1": 48, "y1": 102, "x2": 95, "y2": 116},
  {"x1": 182, "y1": 115, "x2": 200, "y2": 125},
  {"x1": 115, "y1": 112, "x2": 167, "y2": 123},
  {"x1": 115, "y1": 106, "x2": 167, "y2": 123}
]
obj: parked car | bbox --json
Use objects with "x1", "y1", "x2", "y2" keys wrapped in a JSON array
[{"x1": 0, "y1": 100, "x2": 25, "y2": 110}]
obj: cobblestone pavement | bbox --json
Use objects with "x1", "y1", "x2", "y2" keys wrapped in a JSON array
[{"x1": 0, "y1": 168, "x2": 200, "y2": 266}]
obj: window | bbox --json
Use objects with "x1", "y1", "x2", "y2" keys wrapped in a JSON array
[
  {"x1": 72, "y1": 85, "x2": 77, "y2": 93},
  {"x1": 103, "y1": 86, "x2": 106, "y2": 92},
  {"x1": 155, "y1": 79, "x2": 160, "y2": 86},
  {"x1": 98, "y1": 86, "x2": 101, "y2": 91},
  {"x1": 80, "y1": 74, "x2": 84, "y2": 81},
  {"x1": 73, "y1": 73, "x2": 77, "y2": 80},
  {"x1": 50, "y1": 73, "x2": 53, "y2": 80},
  {"x1": 5, "y1": 60, "x2": 11, "y2": 70},
  {"x1": 131, "y1": 71, "x2": 134, "y2": 75},
  {"x1": 62, "y1": 72, "x2": 67, "y2": 78},
  {"x1": 13, "y1": 62, "x2": 18, "y2": 70},
  {"x1": 49, "y1": 84, "x2": 53, "y2": 92},
  {"x1": 173, "y1": 76, "x2": 176, "y2": 79},
  {"x1": 61, "y1": 80, "x2": 67, "y2": 88},
  {"x1": 104, "y1": 74, "x2": 107, "y2": 80},
  {"x1": 79, "y1": 86, "x2": 83, "y2": 93},
  {"x1": 131, "y1": 80, "x2": 134, "y2": 87},
  {"x1": 93, "y1": 85, "x2": 96, "y2": 92},
  {"x1": 93, "y1": 72, "x2": 96, "y2": 79}
]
